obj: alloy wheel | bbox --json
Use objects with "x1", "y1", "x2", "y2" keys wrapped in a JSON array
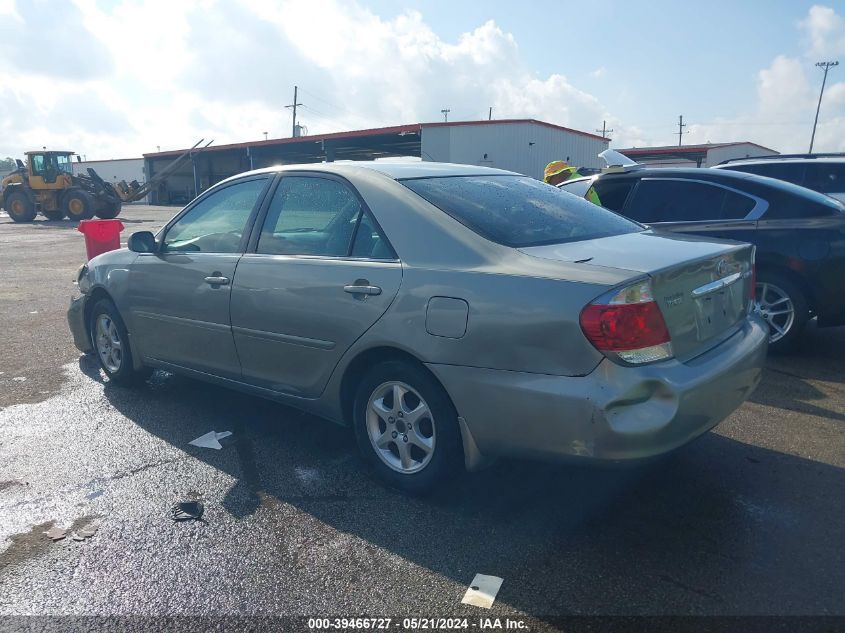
[
  {"x1": 95, "y1": 314, "x2": 123, "y2": 373},
  {"x1": 366, "y1": 381, "x2": 436, "y2": 474},
  {"x1": 755, "y1": 282, "x2": 795, "y2": 344}
]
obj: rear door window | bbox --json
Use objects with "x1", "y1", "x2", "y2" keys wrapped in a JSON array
[
  {"x1": 257, "y1": 176, "x2": 363, "y2": 257},
  {"x1": 626, "y1": 179, "x2": 738, "y2": 223},
  {"x1": 804, "y1": 163, "x2": 845, "y2": 194},
  {"x1": 591, "y1": 178, "x2": 636, "y2": 212},
  {"x1": 762, "y1": 189, "x2": 844, "y2": 219}
]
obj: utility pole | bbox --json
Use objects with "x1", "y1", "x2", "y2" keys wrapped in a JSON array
[
  {"x1": 441, "y1": 108, "x2": 450, "y2": 122},
  {"x1": 596, "y1": 120, "x2": 613, "y2": 139},
  {"x1": 488, "y1": 107, "x2": 492, "y2": 121},
  {"x1": 286, "y1": 86, "x2": 303, "y2": 137},
  {"x1": 263, "y1": 132, "x2": 268, "y2": 141},
  {"x1": 677, "y1": 115, "x2": 687, "y2": 146},
  {"x1": 809, "y1": 60, "x2": 838, "y2": 153}
]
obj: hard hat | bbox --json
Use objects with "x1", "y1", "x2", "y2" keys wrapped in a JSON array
[{"x1": 544, "y1": 160, "x2": 577, "y2": 182}]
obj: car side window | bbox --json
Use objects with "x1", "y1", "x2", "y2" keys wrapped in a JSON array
[
  {"x1": 804, "y1": 164, "x2": 845, "y2": 194},
  {"x1": 257, "y1": 176, "x2": 363, "y2": 257},
  {"x1": 627, "y1": 179, "x2": 733, "y2": 223},
  {"x1": 591, "y1": 178, "x2": 636, "y2": 212},
  {"x1": 163, "y1": 178, "x2": 267, "y2": 253},
  {"x1": 762, "y1": 190, "x2": 840, "y2": 219},
  {"x1": 720, "y1": 189, "x2": 757, "y2": 219},
  {"x1": 351, "y1": 210, "x2": 396, "y2": 259},
  {"x1": 729, "y1": 163, "x2": 805, "y2": 186}
]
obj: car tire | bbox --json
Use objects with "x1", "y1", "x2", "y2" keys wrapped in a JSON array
[
  {"x1": 352, "y1": 360, "x2": 463, "y2": 494},
  {"x1": 4, "y1": 190, "x2": 36, "y2": 222},
  {"x1": 64, "y1": 189, "x2": 95, "y2": 222},
  {"x1": 89, "y1": 298, "x2": 148, "y2": 386},
  {"x1": 756, "y1": 272, "x2": 808, "y2": 354}
]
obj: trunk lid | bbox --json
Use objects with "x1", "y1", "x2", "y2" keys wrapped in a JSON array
[{"x1": 520, "y1": 230, "x2": 755, "y2": 361}]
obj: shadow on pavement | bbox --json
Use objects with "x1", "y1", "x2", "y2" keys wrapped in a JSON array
[{"x1": 78, "y1": 352, "x2": 845, "y2": 616}]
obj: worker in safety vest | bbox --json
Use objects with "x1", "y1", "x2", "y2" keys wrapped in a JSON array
[{"x1": 543, "y1": 160, "x2": 602, "y2": 206}]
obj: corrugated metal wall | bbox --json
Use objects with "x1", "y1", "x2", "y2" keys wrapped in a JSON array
[
  {"x1": 705, "y1": 144, "x2": 779, "y2": 167},
  {"x1": 421, "y1": 122, "x2": 608, "y2": 180}
]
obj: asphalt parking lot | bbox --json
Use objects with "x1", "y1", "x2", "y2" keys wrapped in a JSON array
[{"x1": 0, "y1": 206, "x2": 843, "y2": 626}]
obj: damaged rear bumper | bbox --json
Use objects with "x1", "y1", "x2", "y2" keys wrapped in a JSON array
[{"x1": 67, "y1": 294, "x2": 91, "y2": 354}]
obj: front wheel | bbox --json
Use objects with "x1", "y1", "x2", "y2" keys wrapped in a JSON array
[
  {"x1": 352, "y1": 361, "x2": 463, "y2": 493},
  {"x1": 756, "y1": 273, "x2": 808, "y2": 353},
  {"x1": 89, "y1": 299, "x2": 148, "y2": 386}
]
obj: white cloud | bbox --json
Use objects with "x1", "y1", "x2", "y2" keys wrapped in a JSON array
[
  {"x1": 2, "y1": 1, "x2": 845, "y2": 161},
  {"x1": 800, "y1": 5, "x2": 845, "y2": 59}
]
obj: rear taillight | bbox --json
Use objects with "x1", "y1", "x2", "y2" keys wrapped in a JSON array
[{"x1": 580, "y1": 280, "x2": 673, "y2": 365}]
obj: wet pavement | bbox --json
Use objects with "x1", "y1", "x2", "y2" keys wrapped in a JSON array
[{"x1": 0, "y1": 206, "x2": 843, "y2": 624}]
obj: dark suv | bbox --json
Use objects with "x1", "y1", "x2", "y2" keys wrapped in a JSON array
[
  {"x1": 714, "y1": 154, "x2": 845, "y2": 203},
  {"x1": 560, "y1": 167, "x2": 845, "y2": 351}
]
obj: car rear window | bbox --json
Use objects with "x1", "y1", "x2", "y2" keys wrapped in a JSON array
[{"x1": 401, "y1": 175, "x2": 642, "y2": 247}]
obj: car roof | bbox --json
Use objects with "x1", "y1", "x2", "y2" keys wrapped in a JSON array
[
  {"x1": 574, "y1": 166, "x2": 845, "y2": 203},
  {"x1": 226, "y1": 160, "x2": 521, "y2": 182},
  {"x1": 716, "y1": 154, "x2": 845, "y2": 166}
]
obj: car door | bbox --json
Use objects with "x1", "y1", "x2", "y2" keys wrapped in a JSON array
[
  {"x1": 126, "y1": 175, "x2": 272, "y2": 378},
  {"x1": 230, "y1": 173, "x2": 402, "y2": 398},
  {"x1": 623, "y1": 177, "x2": 762, "y2": 244}
]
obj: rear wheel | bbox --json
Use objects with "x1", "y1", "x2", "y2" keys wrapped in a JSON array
[
  {"x1": 352, "y1": 360, "x2": 462, "y2": 493},
  {"x1": 95, "y1": 201, "x2": 121, "y2": 219},
  {"x1": 756, "y1": 273, "x2": 808, "y2": 353},
  {"x1": 4, "y1": 191, "x2": 36, "y2": 222},
  {"x1": 64, "y1": 189, "x2": 94, "y2": 222}
]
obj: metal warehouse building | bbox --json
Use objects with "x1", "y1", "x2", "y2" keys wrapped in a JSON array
[
  {"x1": 618, "y1": 142, "x2": 779, "y2": 168},
  {"x1": 143, "y1": 119, "x2": 609, "y2": 204}
]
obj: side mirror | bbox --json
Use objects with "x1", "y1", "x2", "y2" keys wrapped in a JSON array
[{"x1": 128, "y1": 231, "x2": 157, "y2": 253}]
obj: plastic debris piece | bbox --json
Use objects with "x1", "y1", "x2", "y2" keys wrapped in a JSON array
[
  {"x1": 461, "y1": 574, "x2": 503, "y2": 609},
  {"x1": 12, "y1": 377, "x2": 26, "y2": 382},
  {"x1": 170, "y1": 501, "x2": 204, "y2": 521},
  {"x1": 188, "y1": 431, "x2": 232, "y2": 450},
  {"x1": 77, "y1": 525, "x2": 97, "y2": 538},
  {"x1": 44, "y1": 526, "x2": 67, "y2": 541}
]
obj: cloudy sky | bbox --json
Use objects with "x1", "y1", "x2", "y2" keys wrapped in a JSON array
[{"x1": 1, "y1": 0, "x2": 844, "y2": 160}]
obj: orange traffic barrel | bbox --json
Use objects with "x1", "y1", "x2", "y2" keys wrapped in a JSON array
[{"x1": 77, "y1": 219, "x2": 125, "y2": 261}]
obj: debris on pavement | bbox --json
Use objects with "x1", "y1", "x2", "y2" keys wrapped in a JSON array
[
  {"x1": 12, "y1": 376, "x2": 26, "y2": 382},
  {"x1": 43, "y1": 526, "x2": 67, "y2": 541},
  {"x1": 170, "y1": 501, "x2": 205, "y2": 521},
  {"x1": 70, "y1": 525, "x2": 98, "y2": 542},
  {"x1": 188, "y1": 431, "x2": 232, "y2": 450},
  {"x1": 461, "y1": 574, "x2": 503, "y2": 609}
]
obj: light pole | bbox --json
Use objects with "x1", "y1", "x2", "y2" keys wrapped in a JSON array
[{"x1": 809, "y1": 61, "x2": 838, "y2": 153}]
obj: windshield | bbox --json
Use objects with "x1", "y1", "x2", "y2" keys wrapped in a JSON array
[
  {"x1": 56, "y1": 154, "x2": 73, "y2": 174},
  {"x1": 401, "y1": 175, "x2": 642, "y2": 248}
]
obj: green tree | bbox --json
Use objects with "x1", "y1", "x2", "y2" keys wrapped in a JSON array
[{"x1": 0, "y1": 157, "x2": 17, "y2": 170}]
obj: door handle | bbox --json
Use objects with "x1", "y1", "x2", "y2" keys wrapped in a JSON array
[
  {"x1": 344, "y1": 284, "x2": 382, "y2": 296},
  {"x1": 204, "y1": 275, "x2": 230, "y2": 286}
]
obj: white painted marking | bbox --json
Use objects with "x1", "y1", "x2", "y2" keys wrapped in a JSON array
[
  {"x1": 461, "y1": 574, "x2": 503, "y2": 609},
  {"x1": 188, "y1": 430, "x2": 232, "y2": 450}
]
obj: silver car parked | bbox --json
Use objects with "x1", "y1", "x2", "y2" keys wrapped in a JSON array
[{"x1": 68, "y1": 162, "x2": 768, "y2": 492}]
